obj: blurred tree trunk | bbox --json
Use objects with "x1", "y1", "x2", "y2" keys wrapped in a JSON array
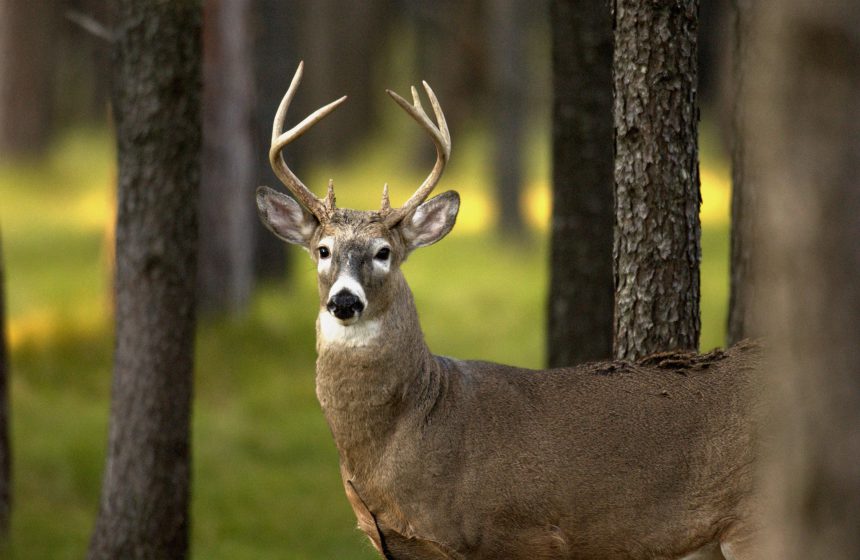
[
  {"x1": 488, "y1": 0, "x2": 527, "y2": 235},
  {"x1": 87, "y1": 2, "x2": 200, "y2": 559},
  {"x1": 411, "y1": 0, "x2": 486, "y2": 131},
  {"x1": 60, "y1": 0, "x2": 113, "y2": 127},
  {"x1": 300, "y1": 0, "x2": 388, "y2": 158},
  {"x1": 547, "y1": 0, "x2": 614, "y2": 367},
  {"x1": 698, "y1": 0, "x2": 730, "y2": 111},
  {"x1": 747, "y1": 2, "x2": 860, "y2": 558},
  {"x1": 198, "y1": 0, "x2": 255, "y2": 315},
  {"x1": 250, "y1": 0, "x2": 298, "y2": 281},
  {"x1": 612, "y1": 0, "x2": 701, "y2": 361},
  {"x1": 0, "y1": 230, "x2": 9, "y2": 536},
  {"x1": 0, "y1": 0, "x2": 57, "y2": 157},
  {"x1": 726, "y1": 0, "x2": 756, "y2": 345}
]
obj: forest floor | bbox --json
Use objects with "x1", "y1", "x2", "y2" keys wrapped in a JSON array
[{"x1": 0, "y1": 125, "x2": 729, "y2": 559}]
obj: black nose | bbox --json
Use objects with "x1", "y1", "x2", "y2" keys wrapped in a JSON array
[{"x1": 327, "y1": 289, "x2": 365, "y2": 320}]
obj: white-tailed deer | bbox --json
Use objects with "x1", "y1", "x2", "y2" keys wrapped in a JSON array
[{"x1": 256, "y1": 62, "x2": 763, "y2": 560}]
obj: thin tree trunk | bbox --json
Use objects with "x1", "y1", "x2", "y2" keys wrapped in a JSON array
[
  {"x1": 59, "y1": 0, "x2": 112, "y2": 127},
  {"x1": 747, "y1": 1, "x2": 860, "y2": 557},
  {"x1": 489, "y1": 0, "x2": 527, "y2": 235},
  {"x1": 300, "y1": 0, "x2": 387, "y2": 158},
  {"x1": 726, "y1": 0, "x2": 755, "y2": 345},
  {"x1": 250, "y1": 0, "x2": 296, "y2": 281},
  {"x1": 612, "y1": 0, "x2": 701, "y2": 361},
  {"x1": 0, "y1": 229, "x2": 10, "y2": 536},
  {"x1": 88, "y1": 2, "x2": 201, "y2": 558},
  {"x1": 410, "y1": 0, "x2": 487, "y2": 132},
  {"x1": 0, "y1": 0, "x2": 56, "y2": 156},
  {"x1": 547, "y1": 0, "x2": 614, "y2": 367},
  {"x1": 198, "y1": 0, "x2": 255, "y2": 315}
]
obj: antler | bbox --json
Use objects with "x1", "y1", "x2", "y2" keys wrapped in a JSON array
[
  {"x1": 270, "y1": 61, "x2": 347, "y2": 220},
  {"x1": 382, "y1": 82, "x2": 451, "y2": 226}
]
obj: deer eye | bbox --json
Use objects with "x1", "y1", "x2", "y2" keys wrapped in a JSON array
[
  {"x1": 374, "y1": 247, "x2": 391, "y2": 261},
  {"x1": 318, "y1": 246, "x2": 330, "y2": 259}
]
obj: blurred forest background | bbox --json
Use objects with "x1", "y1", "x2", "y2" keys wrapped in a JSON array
[{"x1": 0, "y1": 0, "x2": 798, "y2": 558}]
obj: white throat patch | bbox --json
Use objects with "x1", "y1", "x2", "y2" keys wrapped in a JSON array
[{"x1": 318, "y1": 311, "x2": 381, "y2": 348}]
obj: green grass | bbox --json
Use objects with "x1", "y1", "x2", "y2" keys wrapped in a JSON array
[{"x1": 0, "y1": 126, "x2": 729, "y2": 559}]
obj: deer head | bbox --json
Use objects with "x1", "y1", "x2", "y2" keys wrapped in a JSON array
[{"x1": 256, "y1": 62, "x2": 459, "y2": 327}]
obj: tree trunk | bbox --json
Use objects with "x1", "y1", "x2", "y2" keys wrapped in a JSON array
[
  {"x1": 250, "y1": 0, "x2": 297, "y2": 281},
  {"x1": 198, "y1": 0, "x2": 255, "y2": 315},
  {"x1": 612, "y1": 0, "x2": 701, "y2": 361},
  {"x1": 488, "y1": 0, "x2": 528, "y2": 235},
  {"x1": 0, "y1": 229, "x2": 10, "y2": 536},
  {"x1": 0, "y1": 0, "x2": 56, "y2": 157},
  {"x1": 746, "y1": 2, "x2": 860, "y2": 557},
  {"x1": 299, "y1": 0, "x2": 388, "y2": 158},
  {"x1": 726, "y1": 0, "x2": 755, "y2": 345},
  {"x1": 547, "y1": 0, "x2": 614, "y2": 367},
  {"x1": 87, "y1": 2, "x2": 200, "y2": 559},
  {"x1": 410, "y1": 0, "x2": 487, "y2": 132},
  {"x1": 58, "y1": 0, "x2": 113, "y2": 127}
]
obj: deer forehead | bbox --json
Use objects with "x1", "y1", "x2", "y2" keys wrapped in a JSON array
[
  {"x1": 315, "y1": 214, "x2": 400, "y2": 253},
  {"x1": 315, "y1": 222, "x2": 397, "y2": 280}
]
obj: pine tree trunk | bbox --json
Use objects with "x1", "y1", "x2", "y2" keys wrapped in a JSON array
[
  {"x1": 198, "y1": 0, "x2": 255, "y2": 315},
  {"x1": 0, "y1": 229, "x2": 10, "y2": 536},
  {"x1": 547, "y1": 0, "x2": 614, "y2": 367},
  {"x1": 250, "y1": 0, "x2": 298, "y2": 281},
  {"x1": 0, "y1": 0, "x2": 56, "y2": 156},
  {"x1": 612, "y1": 0, "x2": 701, "y2": 361},
  {"x1": 87, "y1": 2, "x2": 200, "y2": 558},
  {"x1": 489, "y1": 0, "x2": 528, "y2": 235},
  {"x1": 747, "y1": 2, "x2": 860, "y2": 557},
  {"x1": 726, "y1": 0, "x2": 756, "y2": 345},
  {"x1": 299, "y1": 0, "x2": 388, "y2": 158}
]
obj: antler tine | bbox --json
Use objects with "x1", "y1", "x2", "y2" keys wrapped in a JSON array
[
  {"x1": 269, "y1": 61, "x2": 347, "y2": 220},
  {"x1": 383, "y1": 81, "x2": 451, "y2": 226}
]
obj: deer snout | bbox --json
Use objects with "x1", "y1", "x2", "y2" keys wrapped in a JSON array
[{"x1": 327, "y1": 289, "x2": 365, "y2": 321}]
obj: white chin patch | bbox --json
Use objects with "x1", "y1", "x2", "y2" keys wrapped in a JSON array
[{"x1": 318, "y1": 311, "x2": 381, "y2": 348}]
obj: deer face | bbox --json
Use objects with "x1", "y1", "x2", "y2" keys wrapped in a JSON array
[
  {"x1": 256, "y1": 189, "x2": 460, "y2": 325},
  {"x1": 256, "y1": 62, "x2": 455, "y2": 329}
]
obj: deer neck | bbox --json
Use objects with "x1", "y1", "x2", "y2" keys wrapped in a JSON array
[{"x1": 314, "y1": 271, "x2": 438, "y2": 475}]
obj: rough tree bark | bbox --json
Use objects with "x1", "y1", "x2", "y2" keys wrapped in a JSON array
[
  {"x1": 198, "y1": 0, "x2": 255, "y2": 315},
  {"x1": 547, "y1": 0, "x2": 614, "y2": 367},
  {"x1": 0, "y1": 0, "x2": 57, "y2": 156},
  {"x1": 726, "y1": 0, "x2": 756, "y2": 345},
  {"x1": 0, "y1": 230, "x2": 9, "y2": 536},
  {"x1": 746, "y1": 1, "x2": 860, "y2": 557},
  {"x1": 87, "y1": 2, "x2": 200, "y2": 559},
  {"x1": 612, "y1": 0, "x2": 701, "y2": 361}
]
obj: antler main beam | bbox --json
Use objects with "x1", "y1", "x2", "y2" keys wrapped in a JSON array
[
  {"x1": 269, "y1": 61, "x2": 347, "y2": 220},
  {"x1": 383, "y1": 82, "x2": 451, "y2": 226}
]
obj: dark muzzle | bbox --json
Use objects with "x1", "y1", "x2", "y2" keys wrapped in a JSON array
[{"x1": 327, "y1": 289, "x2": 365, "y2": 321}]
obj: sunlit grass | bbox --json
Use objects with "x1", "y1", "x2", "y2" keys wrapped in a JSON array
[{"x1": 0, "y1": 124, "x2": 730, "y2": 558}]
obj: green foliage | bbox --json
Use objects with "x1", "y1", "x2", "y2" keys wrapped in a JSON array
[{"x1": 0, "y1": 127, "x2": 728, "y2": 559}]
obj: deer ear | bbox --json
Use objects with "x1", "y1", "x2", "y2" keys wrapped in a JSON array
[
  {"x1": 256, "y1": 186, "x2": 319, "y2": 248},
  {"x1": 398, "y1": 191, "x2": 459, "y2": 251}
]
